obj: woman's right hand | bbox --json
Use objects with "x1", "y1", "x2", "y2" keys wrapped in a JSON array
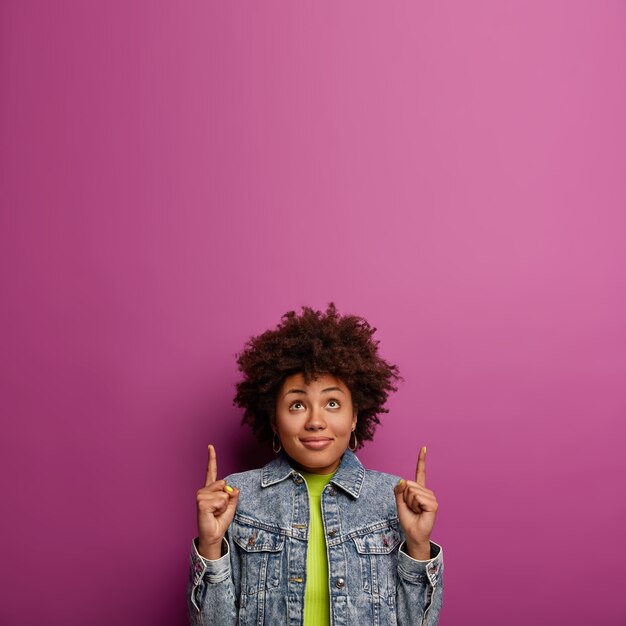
[{"x1": 196, "y1": 444, "x2": 239, "y2": 560}]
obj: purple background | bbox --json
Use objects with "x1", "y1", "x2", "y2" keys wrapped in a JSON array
[{"x1": 1, "y1": 2, "x2": 625, "y2": 624}]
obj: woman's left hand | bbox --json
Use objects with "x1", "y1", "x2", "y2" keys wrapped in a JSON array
[{"x1": 394, "y1": 446, "x2": 439, "y2": 560}]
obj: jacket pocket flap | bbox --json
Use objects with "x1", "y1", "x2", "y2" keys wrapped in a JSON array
[
  {"x1": 232, "y1": 524, "x2": 285, "y2": 552},
  {"x1": 352, "y1": 527, "x2": 401, "y2": 554}
]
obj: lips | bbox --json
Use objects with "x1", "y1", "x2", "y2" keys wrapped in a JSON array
[{"x1": 300, "y1": 437, "x2": 333, "y2": 450}]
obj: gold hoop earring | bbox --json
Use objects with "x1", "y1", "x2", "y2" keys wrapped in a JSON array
[
  {"x1": 272, "y1": 432, "x2": 282, "y2": 454},
  {"x1": 349, "y1": 430, "x2": 358, "y2": 452}
]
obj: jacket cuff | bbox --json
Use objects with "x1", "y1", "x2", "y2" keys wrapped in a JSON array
[
  {"x1": 397, "y1": 540, "x2": 443, "y2": 587},
  {"x1": 190, "y1": 538, "x2": 231, "y2": 585}
]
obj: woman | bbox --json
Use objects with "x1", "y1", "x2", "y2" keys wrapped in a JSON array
[{"x1": 187, "y1": 304, "x2": 443, "y2": 625}]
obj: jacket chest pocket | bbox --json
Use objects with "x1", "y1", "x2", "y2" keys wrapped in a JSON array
[
  {"x1": 232, "y1": 522, "x2": 285, "y2": 596},
  {"x1": 352, "y1": 525, "x2": 401, "y2": 599}
]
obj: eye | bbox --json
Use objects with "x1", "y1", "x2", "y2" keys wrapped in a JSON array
[
  {"x1": 326, "y1": 399, "x2": 340, "y2": 409},
  {"x1": 289, "y1": 401, "x2": 305, "y2": 411}
]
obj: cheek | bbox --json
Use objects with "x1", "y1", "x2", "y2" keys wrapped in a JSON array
[
  {"x1": 338, "y1": 419, "x2": 355, "y2": 436},
  {"x1": 275, "y1": 413, "x2": 300, "y2": 436}
]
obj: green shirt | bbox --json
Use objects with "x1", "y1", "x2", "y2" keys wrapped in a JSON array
[{"x1": 300, "y1": 471, "x2": 334, "y2": 626}]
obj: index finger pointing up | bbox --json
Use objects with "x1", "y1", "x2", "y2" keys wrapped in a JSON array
[
  {"x1": 205, "y1": 444, "x2": 218, "y2": 487},
  {"x1": 415, "y1": 446, "x2": 427, "y2": 486}
]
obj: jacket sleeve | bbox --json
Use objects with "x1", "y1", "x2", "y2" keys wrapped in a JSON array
[
  {"x1": 396, "y1": 540, "x2": 444, "y2": 625},
  {"x1": 186, "y1": 537, "x2": 239, "y2": 626}
]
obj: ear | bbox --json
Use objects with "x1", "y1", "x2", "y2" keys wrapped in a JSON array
[{"x1": 351, "y1": 412, "x2": 357, "y2": 431}]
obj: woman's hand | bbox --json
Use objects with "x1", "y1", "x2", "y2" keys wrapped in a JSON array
[
  {"x1": 393, "y1": 446, "x2": 439, "y2": 560},
  {"x1": 196, "y1": 444, "x2": 239, "y2": 560}
]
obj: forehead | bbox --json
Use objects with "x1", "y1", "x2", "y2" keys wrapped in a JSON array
[{"x1": 279, "y1": 372, "x2": 347, "y2": 393}]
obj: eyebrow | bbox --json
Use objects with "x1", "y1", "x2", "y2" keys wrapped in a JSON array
[{"x1": 283, "y1": 386, "x2": 345, "y2": 398}]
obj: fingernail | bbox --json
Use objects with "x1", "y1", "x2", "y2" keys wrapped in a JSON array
[
  {"x1": 423, "y1": 446, "x2": 427, "y2": 454},
  {"x1": 396, "y1": 478, "x2": 404, "y2": 486},
  {"x1": 225, "y1": 485, "x2": 234, "y2": 493}
]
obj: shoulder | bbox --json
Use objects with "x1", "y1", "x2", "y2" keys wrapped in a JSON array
[
  {"x1": 337, "y1": 466, "x2": 400, "y2": 528},
  {"x1": 355, "y1": 467, "x2": 400, "y2": 513},
  {"x1": 224, "y1": 466, "x2": 293, "y2": 527},
  {"x1": 363, "y1": 467, "x2": 401, "y2": 488},
  {"x1": 224, "y1": 468, "x2": 263, "y2": 491}
]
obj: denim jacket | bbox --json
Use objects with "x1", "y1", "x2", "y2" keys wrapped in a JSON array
[{"x1": 187, "y1": 450, "x2": 443, "y2": 625}]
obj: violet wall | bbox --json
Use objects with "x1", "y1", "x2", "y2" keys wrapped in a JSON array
[{"x1": 1, "y1": 2, "x2": 625, "y2": 624}]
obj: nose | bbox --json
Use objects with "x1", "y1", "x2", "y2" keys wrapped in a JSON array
[{"x1": 305, "y1": 406, "x2": 326, "y2": 430}]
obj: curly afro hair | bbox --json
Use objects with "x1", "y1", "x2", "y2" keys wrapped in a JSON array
[{"x1": 233, "y1": 303, "x2": 401, "y2": 450}]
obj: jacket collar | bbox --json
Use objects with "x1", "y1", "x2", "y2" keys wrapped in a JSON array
[{"x1": 260, "y1": 448, "x2": 365, "y2": 499}]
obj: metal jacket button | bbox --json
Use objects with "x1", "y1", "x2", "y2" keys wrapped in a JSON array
[
  {"x1": 335, "y1": 577, "x2": 345, "y2": 588},
  {"x1": 327, "y1": 529, "x2": 337, "y2": 537},
  {"x1": 328, "y1": 487, "x2": 336, "y2": 496}
]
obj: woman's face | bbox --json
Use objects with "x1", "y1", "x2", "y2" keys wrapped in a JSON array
[{"x1": 274, "y1": 372, "x2": 357, "y2": 475}]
